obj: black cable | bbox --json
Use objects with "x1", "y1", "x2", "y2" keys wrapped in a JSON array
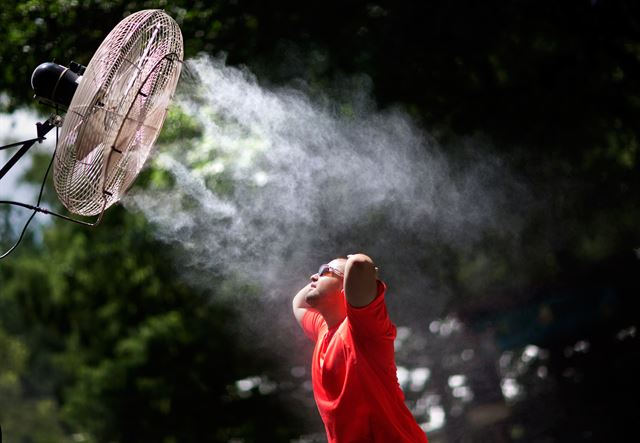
[
  {"x1": 0, "y1": 116, "x2": 59, "y2": 259},
  {"x1": 0, "y1": 111, "x2": 103, "y2": 259},
  {"x1": 0, "y1": 200, "x2": 98, "y2": 226},
  {"x1": 0, "y1": 205, "x2": 38, "y2": 259}
]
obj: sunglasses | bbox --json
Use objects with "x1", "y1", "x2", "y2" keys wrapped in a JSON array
[{"x1": 317, "y1": 264, "x2": 344, "y2": 278}]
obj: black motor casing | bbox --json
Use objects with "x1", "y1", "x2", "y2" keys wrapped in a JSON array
[{"x1": 31, "y1": 62, "x2": 83, "y2": 109}]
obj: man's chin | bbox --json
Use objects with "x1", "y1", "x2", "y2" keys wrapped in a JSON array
[{"x1": 305, "y1": 292, "x2": 320, "y2": 307}]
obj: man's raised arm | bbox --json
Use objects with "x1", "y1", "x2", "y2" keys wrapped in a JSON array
[
  {"x1": 344, "y1": 253, "x2": 379, "y2": 307},
  {"x1": 292, "y1": 283, "x2": 313, "y2": 327}
]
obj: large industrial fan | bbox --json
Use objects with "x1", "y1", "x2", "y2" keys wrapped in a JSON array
[{"x1": 0, "y1": 9, "x2": 183, "y2": 258}]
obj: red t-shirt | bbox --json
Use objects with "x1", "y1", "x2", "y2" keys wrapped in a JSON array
[{"x1": 302, "y1": 281, "x2": 428, "y2": 443}]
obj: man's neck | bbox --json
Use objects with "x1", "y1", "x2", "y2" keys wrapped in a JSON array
[{"x1": 322, "y1": 311, "x2": 346, "y2": 329}]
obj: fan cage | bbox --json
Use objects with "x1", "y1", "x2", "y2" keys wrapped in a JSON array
[{"x1": 54, "y1": 9, "x2": 183, "y2": 216}]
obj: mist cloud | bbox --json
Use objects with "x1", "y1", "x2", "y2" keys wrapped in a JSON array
[{"x1": 124, "y1": 54, "x2": 529, "y2": 311}]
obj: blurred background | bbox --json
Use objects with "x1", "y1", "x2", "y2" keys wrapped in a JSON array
[{"x1": 1, "y1": 1, "x2": 639, "y2": 442}]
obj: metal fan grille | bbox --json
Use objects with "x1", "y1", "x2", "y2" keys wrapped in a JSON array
[{"x1": 54, "y1": 9, "x2": 183, "y2": 216}]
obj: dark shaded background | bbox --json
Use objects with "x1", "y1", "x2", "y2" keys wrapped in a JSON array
[{"x1": 1, "y1": 1, "x2": 638, "y2": 442}]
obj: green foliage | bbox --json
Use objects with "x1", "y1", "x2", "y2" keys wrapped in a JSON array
[
  {"x1": 0, "y1": 208, "x2": 303, "y2": 442},
  {"x1": 0, "y1": 0, "x2": 266, "y2": 111},
  {"x1": 158, "y1": 105, "x2": 203, "y2": 145},
  {"x1": 0, "y1": 329, "x2": 72, "y2": 443}
]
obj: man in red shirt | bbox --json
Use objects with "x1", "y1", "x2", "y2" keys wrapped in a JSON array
[{"x1": 292, "y1": 253, "x2": 428, "y2": 442}]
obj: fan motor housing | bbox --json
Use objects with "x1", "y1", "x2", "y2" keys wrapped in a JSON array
[{"x1": 31, "y1": 62, "x2": 85, "y2": 109}]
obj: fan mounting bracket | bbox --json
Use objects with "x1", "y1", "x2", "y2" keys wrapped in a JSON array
[{"x1": 0, "y1": 114, "x2": 62, "y2": 182}]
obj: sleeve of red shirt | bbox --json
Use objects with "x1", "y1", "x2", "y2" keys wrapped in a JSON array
[
  {"x1": 301, "y1": 309, "x2": 325, "y2": 343},
  {"x1": 346, "y1": 280, "x2": 396, "y2": 340}
]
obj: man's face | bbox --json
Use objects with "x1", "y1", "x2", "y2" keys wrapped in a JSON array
[{"x1": 304, "y1": 258, "x2": 346, "y2": 309}]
